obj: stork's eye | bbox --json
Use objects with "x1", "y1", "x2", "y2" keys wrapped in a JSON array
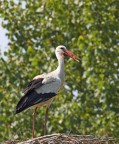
[{"x1": 60, "y1": 47, "x2": 65, "y2": 50}]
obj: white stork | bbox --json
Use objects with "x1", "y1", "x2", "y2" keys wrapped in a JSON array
[{"x1": 15, "y1": 45, "x2": 79, "y2": 138}]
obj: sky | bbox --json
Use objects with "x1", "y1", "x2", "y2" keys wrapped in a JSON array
[
  {"x1": 0, "y1": 19, "x2": 9, "y2": 57},
  {"x1": 0, "y1": 0, "x2": 25, "y2": 57}
]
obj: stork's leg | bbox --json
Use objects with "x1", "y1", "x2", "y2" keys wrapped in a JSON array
[
  {"x1": 43, "y1": 107, "x2": 49, "y2": 135},
  {"x1": 32, "y1": 107, "x2": 37, "y2": 138}
]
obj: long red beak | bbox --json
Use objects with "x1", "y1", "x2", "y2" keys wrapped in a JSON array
[{"x1": 64, "y1": 50, "x2": 80, "y2": 62}]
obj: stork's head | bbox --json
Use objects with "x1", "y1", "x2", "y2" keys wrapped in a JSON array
[{"x1": 55, "y1": 45, "x2": 80, "y2": 62}]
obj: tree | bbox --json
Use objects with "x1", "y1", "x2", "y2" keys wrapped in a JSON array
[{"x1": 0, "y1": 0, "x2": 119, "y2": 141}]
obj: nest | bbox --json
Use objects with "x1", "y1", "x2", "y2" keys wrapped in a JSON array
[{"x1": 5, "y1": 133, "x2": 119, "y2": 144}]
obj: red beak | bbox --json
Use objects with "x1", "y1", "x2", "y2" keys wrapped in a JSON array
[{"x1": 64, "y1": 50, "x2": 80, "y2": 62}]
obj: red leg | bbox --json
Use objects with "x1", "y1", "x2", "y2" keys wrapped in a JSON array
[
  {"x1": 44, "y1": 107, "x2": 49, "y2": 135},
  {"x1": 32, "y1": 107, "x2": 37, "y2": 138}
]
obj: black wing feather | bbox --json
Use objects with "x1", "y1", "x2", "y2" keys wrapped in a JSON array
[
  {"x1": 15, "y1": 78, "x2": 56, "y2": 114},
  {"x1": 15, "y1": 90, "x2": 56, "y2": 114},
  {"x1": 23, "y1": 78, "x2": 44, "y2": 94}
]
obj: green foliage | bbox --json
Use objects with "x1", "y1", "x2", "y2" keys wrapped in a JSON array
[{"x1": 0, "y1": 0, "x2": 119, "y2": 141}]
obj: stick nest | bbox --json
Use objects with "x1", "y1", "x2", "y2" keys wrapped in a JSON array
[{"x1": 5, "y1": 133, "x2": 119, "y2": 144}]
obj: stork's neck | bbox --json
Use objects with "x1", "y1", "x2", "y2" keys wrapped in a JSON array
[{"x1": 56, "y1": 53, "x2": 65, "y2": 77}]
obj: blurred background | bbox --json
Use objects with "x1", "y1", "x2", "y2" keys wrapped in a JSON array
[{"x1": 0, "y1": 0, "x2": 119, "y2": 142}]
